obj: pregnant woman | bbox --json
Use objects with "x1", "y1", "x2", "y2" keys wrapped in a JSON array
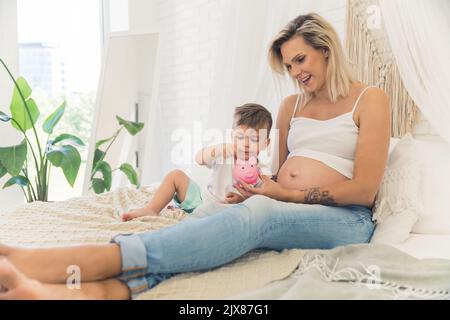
[{"x1": 0, "y1": 13, "x2": 390, "y2": 300}]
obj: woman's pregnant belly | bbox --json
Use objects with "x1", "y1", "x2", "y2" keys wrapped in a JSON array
[{"x1": 277, "y1": 156, "x2": 350, "y2": 190}]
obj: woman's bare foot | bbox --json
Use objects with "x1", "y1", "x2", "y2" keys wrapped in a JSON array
[
  {"x1": 0, "y1": 258, "x2": 45, "y2": 300},
  {"x1": 0, "y1": 243, "x2": 122, "y2": 284},
  {"x1": 0, "y1": 258, "x2": 130, "y2": 300},
  {"x1": 122, "y1": 207, "x2": 159, "y2": 221}
]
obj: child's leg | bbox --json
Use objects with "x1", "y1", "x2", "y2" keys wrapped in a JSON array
[{"x1": 122, "y1": 170, "x2": 190, "y2": 221}]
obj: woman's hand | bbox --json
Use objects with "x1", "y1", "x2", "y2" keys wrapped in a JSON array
[{"x1": 234, "y1": 175, "x2": 289, "y2": 201}]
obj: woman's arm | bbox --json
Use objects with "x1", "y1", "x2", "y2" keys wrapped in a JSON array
[
  {"x1": 273, "y1": 95, "x2": 298, "y2": 174},
  {"x1": 238, "y1": 88, "x2": 391, "y2": 207}
]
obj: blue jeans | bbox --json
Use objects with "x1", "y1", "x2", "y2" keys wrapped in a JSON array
[{"x1": 111, "y1": 195, "x2": 375, "y2": 297}]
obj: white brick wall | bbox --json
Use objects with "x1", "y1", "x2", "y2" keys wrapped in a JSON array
[
  {"x1": 155, "y1": 0, "x2": 222, "y2": 176},
  {"x1": 155, "y1": 0, "x2": 348, "y2": 177}
]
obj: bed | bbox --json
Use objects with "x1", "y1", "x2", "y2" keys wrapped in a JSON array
[
  {"x1": 393, "y1": 234, "x2": 450, "y2": 261},
  {"x1": 1, "y1": 180, "x2": 449, "y2": 300}
]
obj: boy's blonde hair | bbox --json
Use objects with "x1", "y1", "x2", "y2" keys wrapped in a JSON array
[{"x1": 269, "y1": 13, "x2": 354, "y2": 104}]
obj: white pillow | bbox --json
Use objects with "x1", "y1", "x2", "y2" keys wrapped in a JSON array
[
  {"x1": 370, "y1": 133, "x2": 423, "y2": 244},
  {"x1": 411, "y1": 139, "x2": 450, "y2": 234}
]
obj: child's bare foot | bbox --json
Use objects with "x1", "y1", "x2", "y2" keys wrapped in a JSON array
[
  {"x1": 0, "y1": 258, "x2": 45, "y2": 300},
  {"x1": 121, "y1": 208, "x2": 159, "y2": 222}
]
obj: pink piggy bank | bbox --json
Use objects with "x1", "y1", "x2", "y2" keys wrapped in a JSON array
[{"x1": 232, "y1": 156, "x2": 262, "y2": 187}]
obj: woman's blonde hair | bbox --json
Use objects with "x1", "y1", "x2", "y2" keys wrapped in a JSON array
[{"x1": 269, "y1": 13, "x2": 354, "y2": 104}]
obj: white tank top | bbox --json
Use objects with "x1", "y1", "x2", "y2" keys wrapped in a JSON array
[{"x1": 287, "y1": 86, "x2": 375, "y2": 179}]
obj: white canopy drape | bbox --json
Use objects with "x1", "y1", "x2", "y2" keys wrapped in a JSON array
[{"x1": 380, "y1": 0, "x2": 450, "y2": 144}]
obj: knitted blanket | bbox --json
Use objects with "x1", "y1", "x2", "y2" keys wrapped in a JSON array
[{"x1": 0, "y1": 185, "x2": 304, "y2": 299}]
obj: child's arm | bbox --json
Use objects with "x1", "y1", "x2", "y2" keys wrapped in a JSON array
[{"x1": 195, "y1": 143, "x2": 234, "y2": 167}]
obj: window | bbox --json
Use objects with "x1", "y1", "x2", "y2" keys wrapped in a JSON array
[{"x1": 17, "y1": 0, "x2": 102, "y2": 200}]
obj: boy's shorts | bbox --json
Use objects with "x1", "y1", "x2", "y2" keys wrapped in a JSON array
[{"x1": 173, "y1": 179, "x2": 203, "y2": 213}]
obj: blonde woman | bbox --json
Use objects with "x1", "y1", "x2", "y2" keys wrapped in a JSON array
[{"x1": 0, "y1": 13, "x2": 390, "y2": 299}]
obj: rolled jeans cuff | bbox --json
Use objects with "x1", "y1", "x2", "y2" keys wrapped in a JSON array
[{"x1": 110, "y1": 233, "x2": 149, "y2": 297}]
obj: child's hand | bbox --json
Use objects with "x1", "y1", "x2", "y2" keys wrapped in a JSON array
[{"x1": 223, "y1": 192, "x2": 246, "y2": 204}]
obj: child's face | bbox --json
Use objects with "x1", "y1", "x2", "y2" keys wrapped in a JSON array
[{"x1": 231, "y1": 125, "x2": 270, "y2": 160}]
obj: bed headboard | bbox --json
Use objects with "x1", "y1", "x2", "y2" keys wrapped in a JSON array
[{"x1": 345, "y1": 0, "x2": 420, "y2": 138}]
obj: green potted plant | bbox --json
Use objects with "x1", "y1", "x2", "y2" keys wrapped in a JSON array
[
  {"x1": 0, "y1": 58, "x2": 84, "y2": 202},
  {"x1": 90, "y1": 116, "x2": 144, "y2": 194}
]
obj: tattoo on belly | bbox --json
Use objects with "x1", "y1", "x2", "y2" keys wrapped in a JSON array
[{"x1": 304, "y1": 188, "x2": 337, "y2": 206}]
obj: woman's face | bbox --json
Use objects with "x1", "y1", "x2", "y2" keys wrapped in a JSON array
[{"x1": 280, "y1": 36, "x2": 328, "y2": 93}]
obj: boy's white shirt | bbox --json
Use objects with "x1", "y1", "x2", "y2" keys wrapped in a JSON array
[{"x1": 201, "y1": 153, "x2": 271, "y2": 203}]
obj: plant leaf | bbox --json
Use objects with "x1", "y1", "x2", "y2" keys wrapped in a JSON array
[
  {"x1": 43, "y1": 101, "x2": 66, "y2": 134},
  {"x1": 116, "y1": 116, "x2": 144, "y2": 136},
  {"x1": 0, "y1": 139, "x2": 27, "y2": 176},
  {"x1": 91, "y1": 178, "x2": 106, "y2": 194},
  {"x1": 95, "y1": 161, "x2": 112, "y2": 191},
  {"x1": 11, "y1": 97, "x2": 40, "y2": 132},
  {"x1": 10, "y1": 77, "x2": 40, "y2": 131},
  {"x1": 0, "y1": 161, "x2": 7, "y2": 179},
  {"x1": 92, "y1": 149, "x2": 105, "y2": 172},
  {"x1": 52, "y1": 133, "x2": 85, "y2": 146},
  {"x1": 15, "y1": 77, "x2": 32, "y2": 99},
  {"x1": 46, "y1": 148, "x2": 63, "y2": 167},
  {"x1": 3, "y1": 175, "x2": 29, "y2": 189},
  {"x1": 47, "y1": 145, "x2": 81, "y2": 187},
  {"x1": 119, "y1": 163, "x2": 139, "y2": 187},
  {"x1": 95, "y1": 137, "x2": 113, "y2": 149},
  {"x1": 0, "y1": 111, "x2": 11, "y2": 122}
]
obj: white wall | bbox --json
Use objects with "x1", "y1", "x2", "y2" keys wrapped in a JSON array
[
  {"x1": 0, "y1": 0, "x2": 24, "y2": 210},
  {"x1": 106, "y1": 0, "x2": 159, "y2": 34},
  {"x1": 128, "y1": 0, "x2": 158, "y2": 33},
  {"x1": 149, "y1": 0, "x2": 221, "y2": 182},
  {"x1": 152, "y1": 0, "x2": 348, "y2": 182}
]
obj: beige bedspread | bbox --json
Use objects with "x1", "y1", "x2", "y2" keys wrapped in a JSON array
[{"x1": 0, "y1": 186, "x2": 305, "y2": 299}]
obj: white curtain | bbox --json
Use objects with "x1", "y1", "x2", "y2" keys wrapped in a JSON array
[
  {"x1": 207, "y1": 0, "x2": 306, "y2": 132},
  {"x1": 379, "y1": 0, "x2": 450, "y2": 144},
  {"x1": 200, "y1": 0, "x2": 324, "y2": 181}
]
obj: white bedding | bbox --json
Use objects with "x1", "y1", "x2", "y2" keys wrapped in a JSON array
[
  {"x1": 2, "y1": 184, "x2": 449, "y2": 299},
  {"x1": 393, "y1": 233, "x2": 450, "y2": 260}
]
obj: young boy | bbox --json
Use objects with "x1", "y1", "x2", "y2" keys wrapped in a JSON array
[{"x1": 122, "y1": 103, "x2": 272, "y2": 221}]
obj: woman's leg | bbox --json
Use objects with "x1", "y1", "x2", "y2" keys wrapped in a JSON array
[
  {"x1": 1, "y1": 195, "x2": 374, "y2": 297},
  {"x1": 0, "y1": 243, "x2": 122, "y2": 284},
  {"x1": 0, "y1": 258, "x2": 130, "y2": 300},
  {"x1": 122, "y1": 169, "x2": 190, "y2": 221},
  {"x1": 113, "y1": 195, "x2": 375, "y2": 294}
]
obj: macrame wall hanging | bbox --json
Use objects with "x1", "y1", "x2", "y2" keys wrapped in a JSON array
[{"x1": 345, "y1": 0, "x2": 419, "y2": 138}]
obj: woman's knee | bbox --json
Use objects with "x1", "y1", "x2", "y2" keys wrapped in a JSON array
[
  {"x1": 243, "y1": 195, "x2": 277, "y2": 211},
  {"x1": 239, "y1": 195, "x2": 278, "y2": 223}
]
